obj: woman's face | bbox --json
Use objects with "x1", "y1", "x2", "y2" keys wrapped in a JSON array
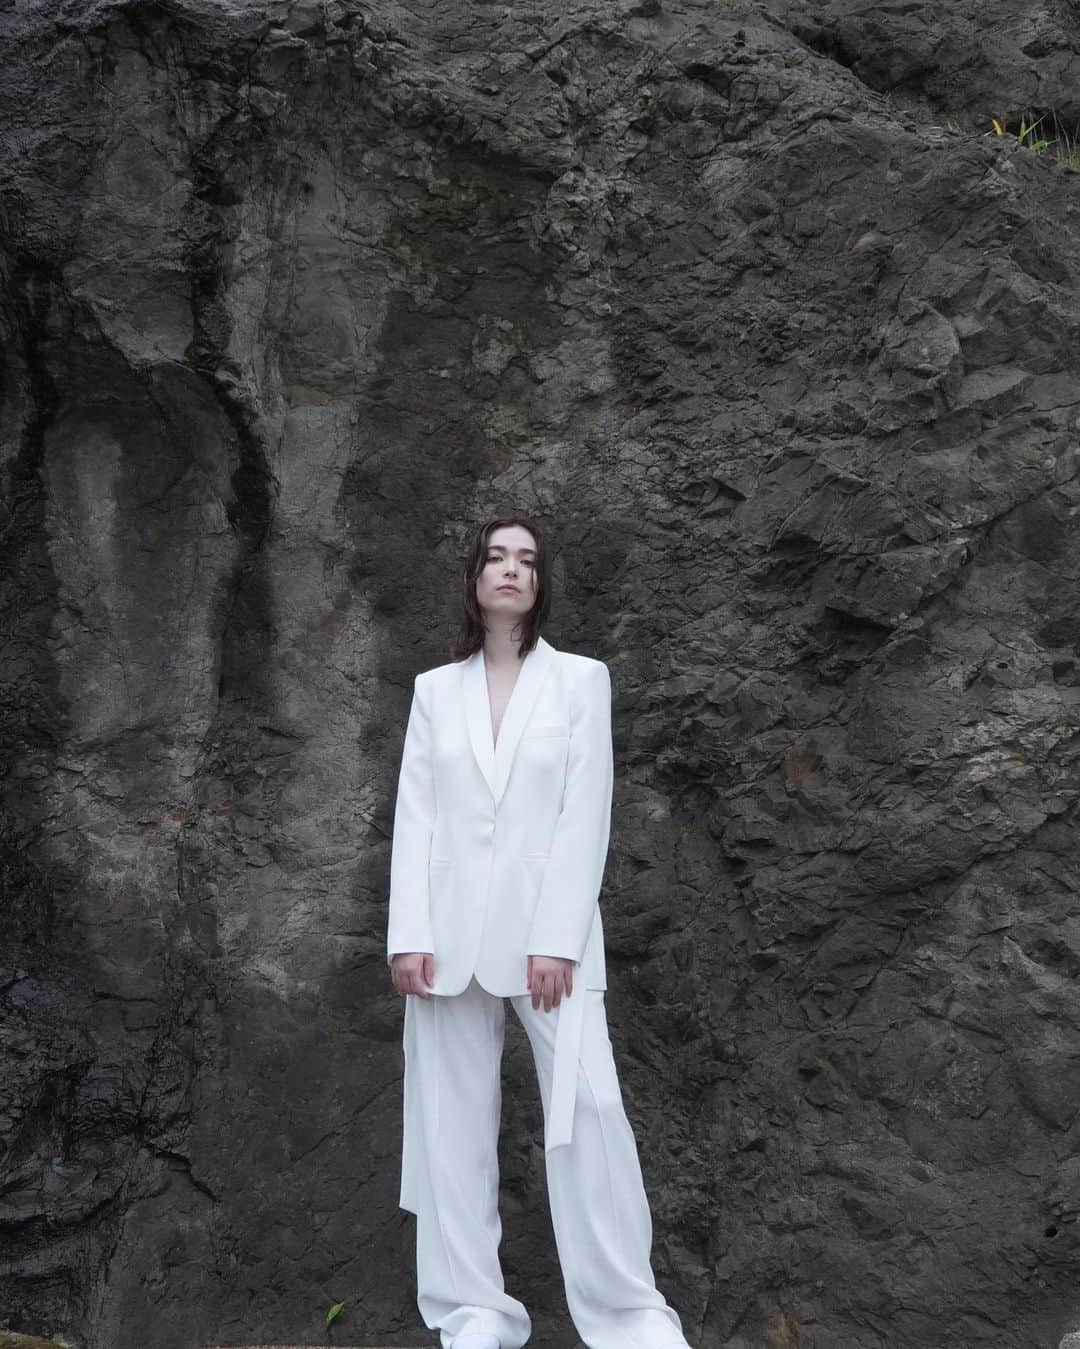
[{"x1": 475, "y1": 524, "x2": 539, "y2": 625}]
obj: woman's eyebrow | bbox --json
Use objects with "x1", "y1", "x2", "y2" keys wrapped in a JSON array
[{"x1": 488, "y1": 545, "x2": 536, "y2": 556}]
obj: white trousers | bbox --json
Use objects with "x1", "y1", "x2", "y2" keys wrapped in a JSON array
[{"x1": 400, "y1": 975, "x2": 691, "y2": 1349}]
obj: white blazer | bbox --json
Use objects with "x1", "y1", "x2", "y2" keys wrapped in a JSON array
[{"x1": 386, "y1": 633, "x2": 614, "y2": 1154}]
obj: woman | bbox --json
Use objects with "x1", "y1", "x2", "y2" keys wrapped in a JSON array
[{"x1": 387, "y1": 515, "x2": 691, "y2": 1349}]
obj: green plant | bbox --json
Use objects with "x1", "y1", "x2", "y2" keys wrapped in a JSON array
[
  {"x1": 326, "y1": 1299, "x2": 346, "y2": 1329},
  {"x1": 0, "y1": 1336, "x2": 74, "y2": 1348},
  {"x1": 989, "y1": 109, "x2": 1080, "y2": 171},
  {"x1": 991, "y1": 112, "x2": 1053, "y2": 150},
  {"x1": 922, "y1": 109, "x2": 1079, "y2": 172}
]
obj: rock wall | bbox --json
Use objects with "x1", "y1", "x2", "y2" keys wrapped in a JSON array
[{"x1": 2, "y1": 1, "x2": 1080, "y2": 1346}]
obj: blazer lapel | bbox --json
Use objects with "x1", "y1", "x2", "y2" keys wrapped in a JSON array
[{"x1": 462, "y1": 635, "x2": 557, "y2": 807}]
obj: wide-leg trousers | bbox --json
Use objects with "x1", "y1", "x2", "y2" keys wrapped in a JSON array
[{"x1": 400, "y1": 974, "x2": 691, "y2": 1349}]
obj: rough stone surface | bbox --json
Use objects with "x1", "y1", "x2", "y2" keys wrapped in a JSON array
[{"x1": 2, "y1": 1, "x2": 1080, "y2": 1347}]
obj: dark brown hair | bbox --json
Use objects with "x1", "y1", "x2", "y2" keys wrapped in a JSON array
[{"x1": 450, "y1": 515, "x2": 552, "y2": 661}]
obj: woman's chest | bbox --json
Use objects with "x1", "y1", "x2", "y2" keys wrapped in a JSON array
[{"x1": 430, "y1": 681, "x2": 572, "y2": 783}]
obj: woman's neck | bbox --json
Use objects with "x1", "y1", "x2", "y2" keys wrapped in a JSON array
[{"x1": 482, "y1": 620, "x2": 527, "y2": 669}]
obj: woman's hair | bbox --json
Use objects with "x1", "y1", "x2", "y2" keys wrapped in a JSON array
[{"x1": 450, "y1": 515, "x2": 553, "y2": 661}]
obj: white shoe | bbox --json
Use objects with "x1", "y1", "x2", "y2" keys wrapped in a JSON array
[{"x1": 450, "y1": 1334, "x2": 501, "y2": 1349}]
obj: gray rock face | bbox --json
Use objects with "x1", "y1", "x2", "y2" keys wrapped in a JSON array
[{"x1": 2, "y1": 1, "x2": 1080, "y2": 1346}]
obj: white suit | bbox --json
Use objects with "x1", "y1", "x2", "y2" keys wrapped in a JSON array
[
  {"x1": 387, "y1": 636, "x2": 690, "y2": 1349},
  {"x1": 386, "y1": 633, "x2": 609, "y2": 994}
]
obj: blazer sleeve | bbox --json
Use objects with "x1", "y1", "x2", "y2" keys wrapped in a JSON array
[
  {"x1": 525, "y1": 659, "x2": 614, "y2": 964},
  {"x1": 386, "y1": 673, "x2": 437, "y2": 965}
]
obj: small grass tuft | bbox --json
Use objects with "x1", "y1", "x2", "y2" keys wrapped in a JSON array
[{"x1": 989, "y1": 108, "x2": 1080, "y2": 170}]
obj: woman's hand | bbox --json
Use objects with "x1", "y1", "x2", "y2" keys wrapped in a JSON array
[
  {"x1": 391, "y1": 952, "x2": 435, "y2": 998},
  {"x1": 527, "y1": 954, "x2": 574, "y2": 1011}
]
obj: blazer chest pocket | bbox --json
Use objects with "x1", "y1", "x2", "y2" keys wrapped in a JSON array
[{"x1": 524, "y1": 723, "x2": 570, "y2": 739}]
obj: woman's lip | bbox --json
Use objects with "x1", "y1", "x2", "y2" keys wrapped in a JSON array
[{"x1": 497, "y1": 585, "x2": 520, "y2": 591}]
